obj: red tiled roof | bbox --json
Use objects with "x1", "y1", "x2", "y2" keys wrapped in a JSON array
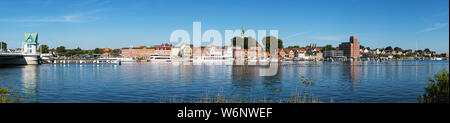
[
  {"x1": 297, "y1": 48, "x2": 307, "y2": 51},
  {"x1": 233, "y1": 49, "x2": 245, "y2": 51}
]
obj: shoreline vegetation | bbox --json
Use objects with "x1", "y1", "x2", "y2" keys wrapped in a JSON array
[
  {"x1": 419, "y1": 68, "x2": 449, "y2": 103},
  {"x1": 0, "y1": 87, "x2": 22, "y2": 103},
  {"x1": 156, "y1": 76, "x2": 324, "y2": 103}
]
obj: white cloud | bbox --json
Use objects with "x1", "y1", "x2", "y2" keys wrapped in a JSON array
[
  {"x1": 24, "y1": 24, "x2": 42, "y2": 27},
  {"x1": 0, "y1": 8, "x2": 105, "y2": 23},
  {"x1": 0, "y1": 14, "x2": 84, "y2": 23},
  {"x1": 311, "y1": 35, "x2": 344, "y2": 41},
  {"x1": 283, "y1": 32, "x2": 308, "y2": 40},
  {"x1": 421, "y1": 23, "x2": 448, "y2": 33}
]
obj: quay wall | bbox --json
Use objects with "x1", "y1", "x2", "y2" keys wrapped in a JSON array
[{"x1": 0, "y1": 55, "x2": 38, "y2": 65}]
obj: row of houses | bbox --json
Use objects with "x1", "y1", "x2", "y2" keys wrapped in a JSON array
[
  {"x1": 121, "y1": 43, "x2": 263, "y2": 61},
  {"x1": 277, "y1": 36, "x2": 360, "y2": 60},
  {"x1": 119, "y1": 36, "x2": 447, "y2": 61},
  {"x1": 120, "y1": 36, "x2": 358, "y2": 61},
  {"x1": 122, "y1": 41, "x2": 331, "y2": 62},
  {"x1": 278, "y1": 47, "x2": 323, "y2": 60},
  {"x1": 171, "y1": 44, "x2": 268, "y2": 61},
  {"x1": 278, "y1": 36, "x2": 444, "y2": 60},
  {"x1": 367, "y1": 48, "x2": 436, "y2": 56},
  {"x1": 121, "y1": 43, "x2": 173, "y2": 60}
]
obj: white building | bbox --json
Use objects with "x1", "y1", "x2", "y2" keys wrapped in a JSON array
[
  {"x1": 23, "y1": 32, "x2": 39, "y2": 55},
  {"x1": 360, "y1": 48, "x2": 369, "y2": 53},
  {"x1": 224, "y1": 46, "x2": 234, "y2": 59},
  {"x1": 22, "y1": 32, "x2": 39, "y2": 64},
  {"x1": 206, "y1": 45, "x2": 223, "y2": 56},
  {"x1": 179, "y1": 43, "x2": 192, "y2": 59},
  {"x1": 170, "y1": 47, "x2": 180, "y2": 59},
  {"x1": 297, "y1": 50, "x2": 307, "y2": 59}
]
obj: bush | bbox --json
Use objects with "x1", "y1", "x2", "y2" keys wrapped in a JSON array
[
  {"x1": 0, "y1": 87, "x2": 22, "y2": 103},
  {"x1": 419, "y1": 69, "x2": 449, "y2": 103}
]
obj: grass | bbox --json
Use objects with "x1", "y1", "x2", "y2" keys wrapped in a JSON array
[
  {"x1": 0, "y1": 87, "x2": 22, "y2": 103},
  {"x1": 157, "y1": 76, "x2": 322, "y2": 103},
  {"x1": 157, "y1": 90, "x2": 321, "y2": 103}
]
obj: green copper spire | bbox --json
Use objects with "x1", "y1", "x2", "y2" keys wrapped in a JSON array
[
  {"x1": 24, "y1": 32, "x2": 38, "y2": 44},
  {"x1": 241, "y1": 24, "x2": 244, "y2": 38}
]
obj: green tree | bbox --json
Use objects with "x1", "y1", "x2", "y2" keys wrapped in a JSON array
[
  {"x1": 287, "y1": 45, "x2": 300, "y2": 50},
  {"x1": 39, "y1": 45, "x2": 49, "y2": 53},
  {"x1": 424, "y1": 48, "x2": 431, "y2": 53},
  {"x1": 323, "y1": 44, "x2": 336, "y2": 51},
  {"x1": 111, "y1": 49, "x2": 120, "y2": 54},
  {"x1": 87, "y1": 50, "x2": 94, "y2": 55},
  {"x1": 419, "y1": 69, "x2": 449, "y2": 103},
  {"x1": 231, "y1": 37, "x2": 258, "y2": 49},
  {"x1": 262, "y1": 36, "x2": 283, "y2": 53},
  {"x1": 385, "y1": 46, "x2": 393, "y2": 51},
  {"x1": 416, "y1": 50, "x2": 423, "y2": 55},
  {"x1": 56, "y1": 46, "x2": 66, "y2": 56},
  {"x1": 0, "y1": 41, "x2": 7, "y2": 51},
  {"x1": 93, "y1": 48, "x2": 104, "y2": 54},
  {"x1": 394, "y1": 47, "x2": 402, "y2": 51},
  {"x1": 74, "y1": 47, "x2": 83, "y2": 56},
  {"x1": 360, "y1": 45, "x2": 365, "y2": 49},
  {"x1": 63, "y1": 50, "x2": 73, "y2": 57}
]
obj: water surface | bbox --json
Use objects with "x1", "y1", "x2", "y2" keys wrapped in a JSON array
[{"x1": 0, "y1": 60, "x2": 448, "y2": 103}]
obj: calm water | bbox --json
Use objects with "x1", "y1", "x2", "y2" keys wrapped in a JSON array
[{"x1": 0, "y1": 60, "x2": 448, "y2": 103}]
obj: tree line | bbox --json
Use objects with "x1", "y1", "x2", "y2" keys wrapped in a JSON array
[
  {"x1": 38, "y1": 45, "x2": 120, "y2": 57},
  {"x1": 1, "y1": 41, "x2": 7, "y2": 51},
  {"x1": 231, "y1": 36, "x2": 284, "y2": 53}
]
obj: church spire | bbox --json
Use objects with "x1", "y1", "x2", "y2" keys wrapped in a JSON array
[{"x1": 241, "y1": 24, "x2": 244, "y2": 38}]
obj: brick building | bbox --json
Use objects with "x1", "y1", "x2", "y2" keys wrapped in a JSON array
[
  {"x1": 338, "y1": 36, "x2": 360, "y2": 59},
  {"x1": 121, "y1": 46, "x2": 154, "y2": 59}
]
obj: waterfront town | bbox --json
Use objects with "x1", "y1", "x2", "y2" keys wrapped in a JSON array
[
  {"x1": 1, "y1": 0, "x2": 449, "y2": 107},
  {"x1": 0, "y1": 31, "x2": 449, "y2": 65}
]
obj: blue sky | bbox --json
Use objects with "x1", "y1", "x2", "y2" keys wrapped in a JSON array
[{"x1": 0, "y1": 0, "x2": 448, "y2": 53}]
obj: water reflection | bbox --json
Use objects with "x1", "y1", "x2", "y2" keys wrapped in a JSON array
[
  {"x1": 339, "y1": 61, "x2": 361, "y2": 91},
  {"x1": 230, "y1": 65, "x2": 283, "y2": 99},
  {"x1": 350, "y1": 61, "x2": 360, "y2": 85},
  {"x1": 0, "y1": 60, "x2": 447, "y2": 103},
  {"x1": 21, "y1": 65, "x2": 38, "y2": 102},
  {"x1": 231, "y1": 65, "x2": 261, "y2": 87}
]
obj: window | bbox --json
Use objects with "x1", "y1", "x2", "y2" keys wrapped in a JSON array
[{"x1": 28, "y1": 44, "x2": 32, "y2": 48}]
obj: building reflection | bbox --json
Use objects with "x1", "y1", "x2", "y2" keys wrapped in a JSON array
[
  {"x1": 230, "y1": 65, "x2": 283, "y2": 97},
  {"x1": 21, "y1": 65, "x2": 38, "y2": 102},
  {"x1": 350, "y1": 61, "x2": 360, "y2": 85},
  {"x1": 340, "y1": 61, "x2": 360, "y2": 91},
  {"x1": 231, "y1": 65, "x2": 260, "y2": 87}
]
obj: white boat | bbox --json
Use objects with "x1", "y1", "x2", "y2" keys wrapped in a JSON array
[
  {"x1": 248, "y1": 59, "x2": 258, "y2": 62},
  {"x1": 111, "y1": 58, "x2": 136, "y2": 63},
  {"x1": 270, "y1": 58, "x2": 279, "y2": 62},
  {"x1": 150, "y1": 56, "x2": 171, "y2": 62}
]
